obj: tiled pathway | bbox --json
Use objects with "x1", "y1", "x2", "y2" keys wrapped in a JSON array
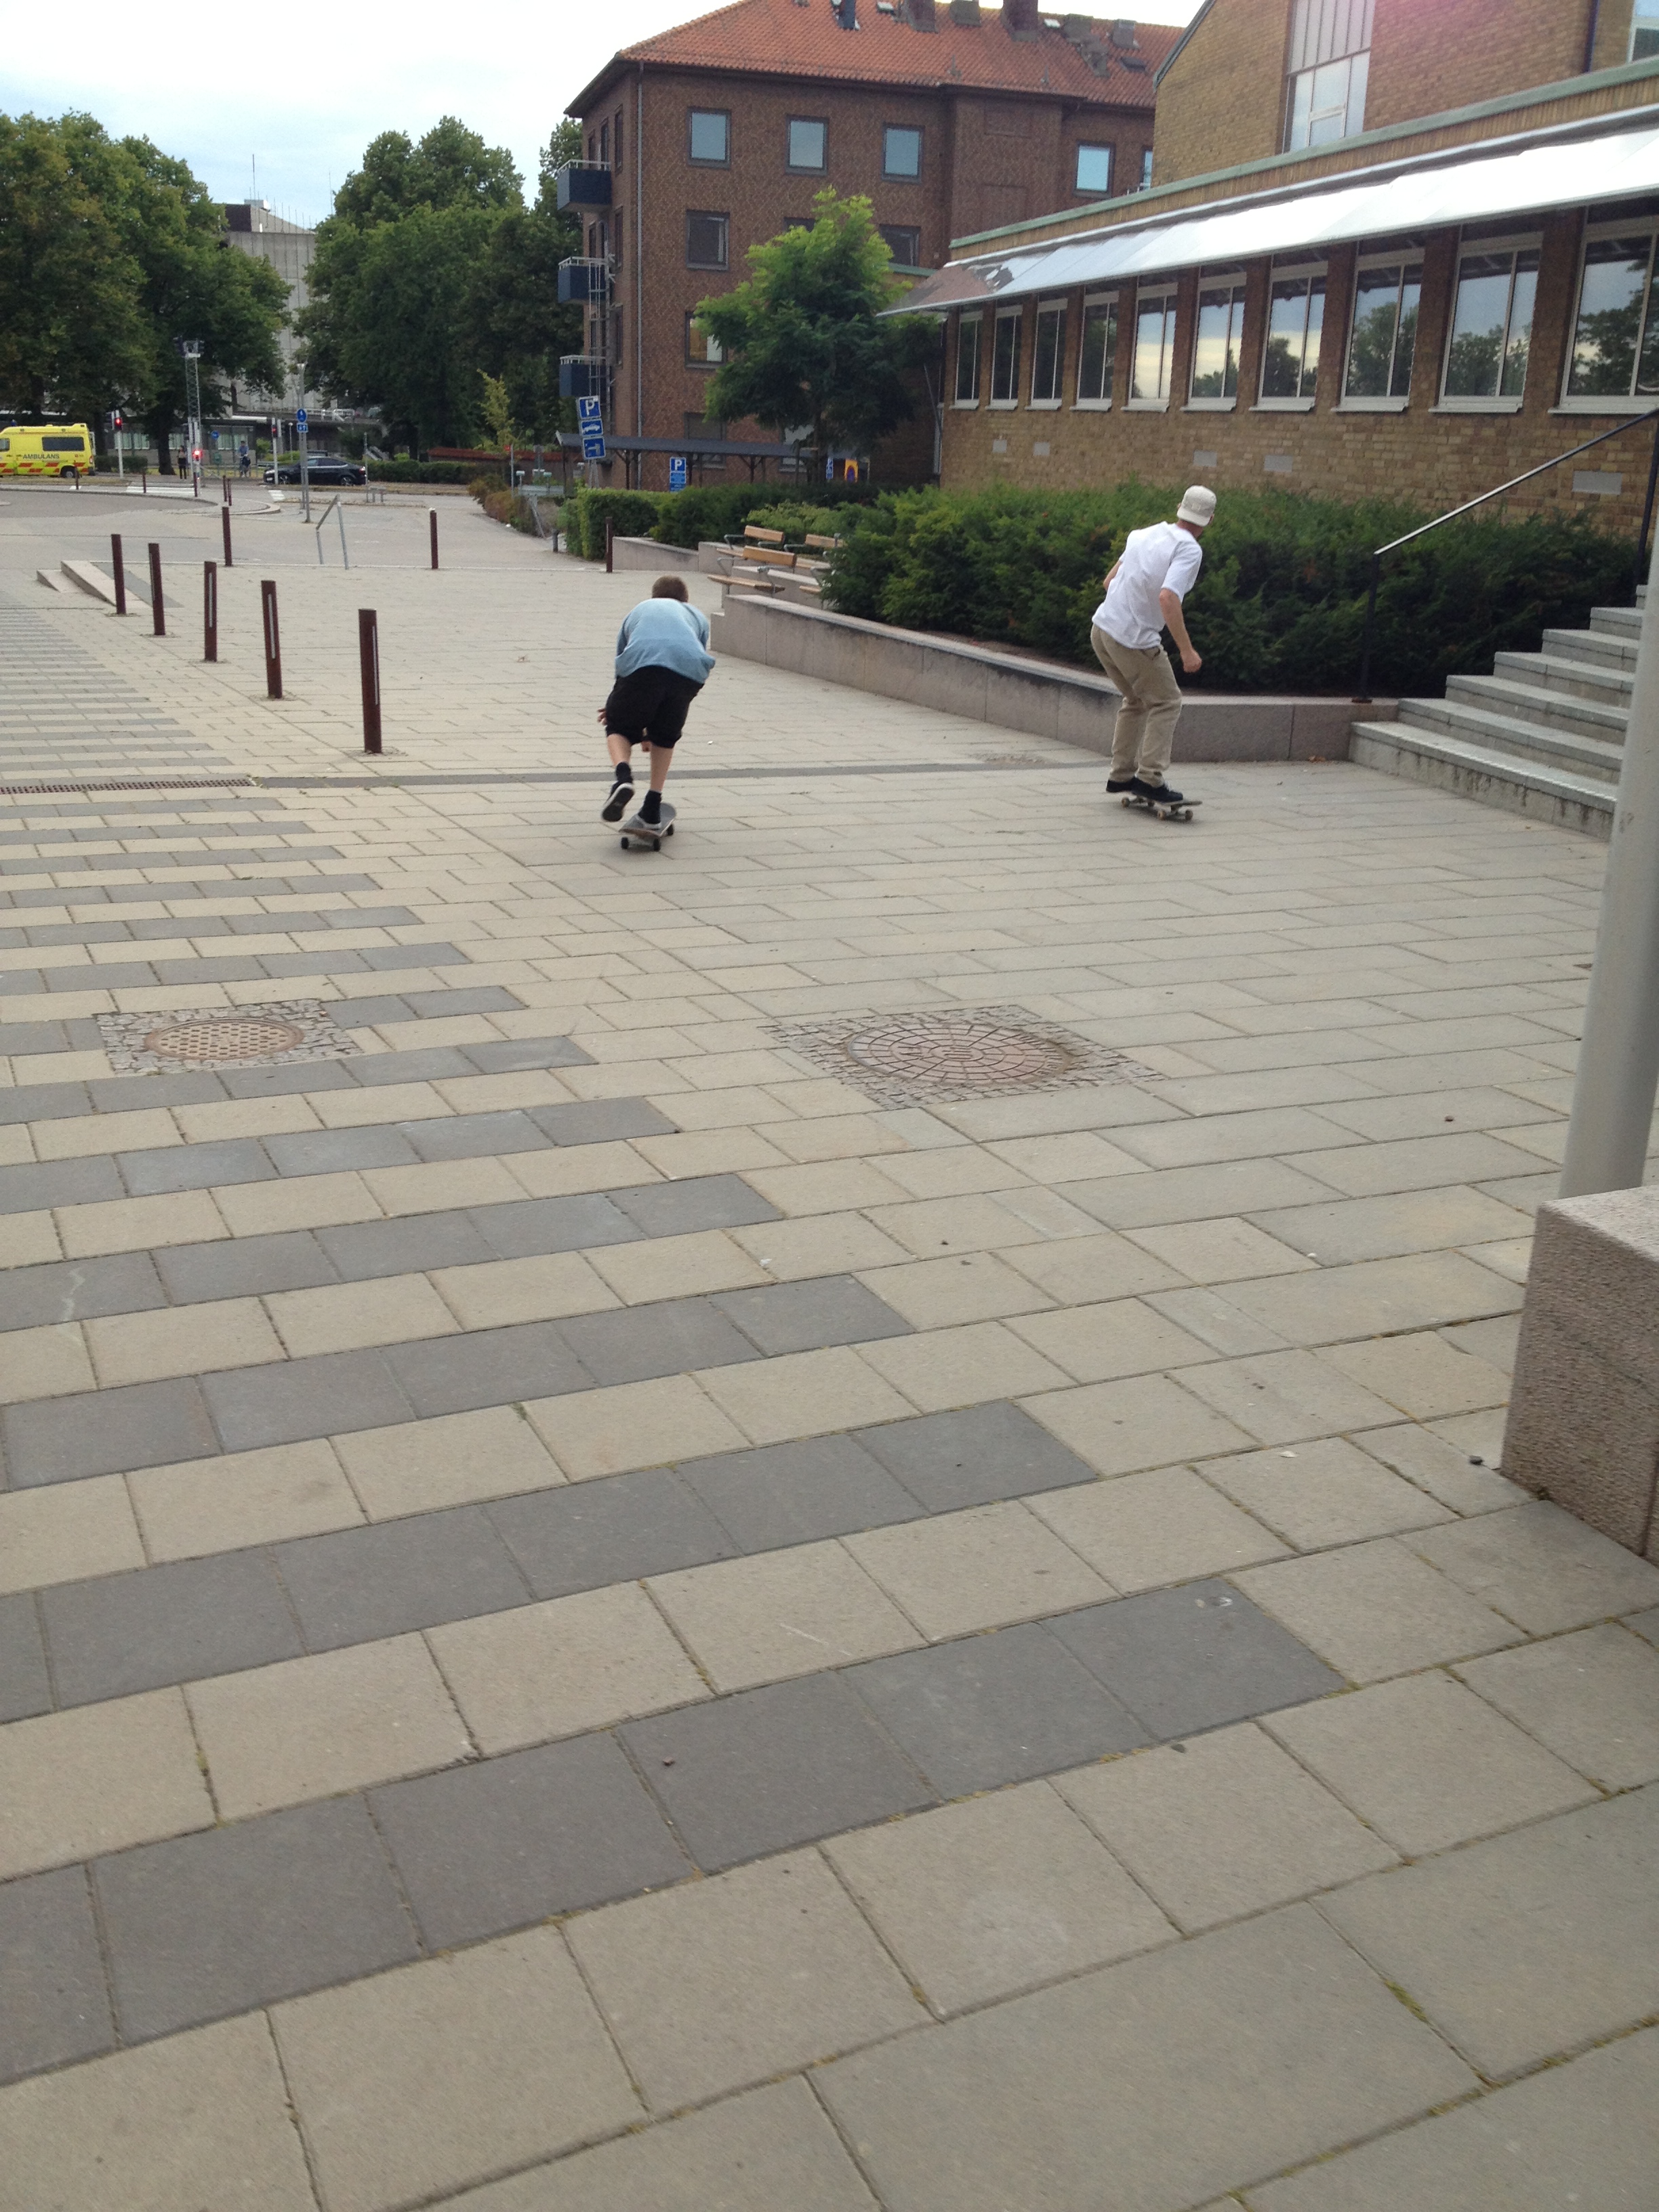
[{"x1": 1, "y1": 488, "x2": 1658, "y2": 2210}]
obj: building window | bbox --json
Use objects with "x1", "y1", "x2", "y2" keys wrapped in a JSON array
[
  {"x1": 1140, "y1": 148, "x2": 1154, "y2": 191},
  {"x1": 879, "y1": 224, "x2": 922, "y2": 266},
  {"x1": 689, "y1": 110, "x2": 729, "y2": 165},
  {"x1": 989, "y1": 306, "x2": 1023, "y2": 405},
  {"x1": 1261, "y1": 266, "x2": 1325, "y2": 402},
  {"x1": 686, "y1": 211, "x2": 729, "y2": 269},
  {"x1": 1343, "y1": 255, "x2": 1420, "y2": 405},
  {"x1": 883, "y1": 126, "x2": 922, "y2": 178},
  {"x1": 615, "y1": 110, "x2": 623, "y2": 170},
  {"x1": 1076, "y1": 295, "x2": 1118, "y2": 405},
  {"x1": 1284, "y1": 0, "x2": 1372, "y2": 151},
  {"x1": 1565, "y1": 228, "x2": 1659, "y2": 403},
  {"x1": 787, "y1": 119, "x2": 827, "y2": 171},
  {"x1": 600, "y1": 123, "x2": 609, "y2": 166},
  {"x1": 1633, "y1": 0, "x2": 1659, "y2": 57},
  {"x1": 1128, "y1": 289, "x2": 1176, "y2": 405},
  {"x1": 1190, "y1": 276, "x2": 1246, "y2": 402},
  {"x1": 1031, "y1": 301, "x2": 1067, "y2": 405},
  {"x1": 1442, "y1": 240, "x2": 1538, "y2": 406},
  {"x1": 1076, "y1": 144, "x2": 1112, "y2": 195},
  {"x1": 956, "y1": 313, "x2": 983, "y2": 403},
  {"x1": 686, "y1": 313, "x2": 724, "y2": 367}
]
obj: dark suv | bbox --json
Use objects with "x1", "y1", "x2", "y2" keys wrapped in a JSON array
[{"x1": 263, "y1": 457, "x2": 367, "y2": 487}]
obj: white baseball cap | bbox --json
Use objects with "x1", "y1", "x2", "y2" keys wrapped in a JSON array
[{"x1": 1176, "y1": 485, "x2": 1216, "y2": 526}]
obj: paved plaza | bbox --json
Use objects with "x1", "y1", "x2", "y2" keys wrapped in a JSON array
[{"x1": 0, "y1": 480, "x2": 1656, "y2": 2211}]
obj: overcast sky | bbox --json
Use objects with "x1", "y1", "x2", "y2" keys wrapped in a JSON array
[{"x1": 1, "y1": 0, "x2": 1200, "y2": 227}]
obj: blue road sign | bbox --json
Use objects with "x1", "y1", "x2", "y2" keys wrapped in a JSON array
[
  {"x1": 295, "y1": 409, "x2": 308, "y2": 434},
  {"x1": 581, "y1": 431, "x2": 607, "y2": 462},
  {"x1": 575, "y1": 396, "x2": 602, "y2": 426},
  {"x1": 668, "y1": 455, "x2": 687, "y2": 491}
]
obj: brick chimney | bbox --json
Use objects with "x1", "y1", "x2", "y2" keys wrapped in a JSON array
[
  {"x1": 903, "y1": 0, "x2": 937, "y2": 26},
  {"x1": 1004, "y1": 0, "x2": 1040, "y2": 33},
  {"x1": 948, "y1": 0, "x2": 981, "y2": 24}
]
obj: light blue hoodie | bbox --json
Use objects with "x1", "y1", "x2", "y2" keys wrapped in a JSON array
[{"x1": 615, "y1": 597, "x2": 715, "y2": 684}]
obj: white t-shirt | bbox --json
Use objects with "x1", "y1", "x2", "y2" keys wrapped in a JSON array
[{"x1": 1093, "y1": 521, "x2": 1204, "y2": 651}]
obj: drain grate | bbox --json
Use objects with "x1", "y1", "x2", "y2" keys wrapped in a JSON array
[
  {"x1": 0, "y1": 778, "x2": 255, "y2": 797},
  {"x1": 98, "y1": 999, "x2": 360, "y2": 1074},
  {"x1": 769, "y1": 1006, "x2": 1155, "y2": 1109}
]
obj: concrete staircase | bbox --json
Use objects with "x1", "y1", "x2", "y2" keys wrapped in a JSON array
[{"x1": 1349, "y1": 592, "x2": 1645, "y2": 837}]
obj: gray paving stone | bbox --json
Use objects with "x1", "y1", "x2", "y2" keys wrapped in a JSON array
[
  {"x1": 383, "y1": 1323, "x2": 589, "y2": 1417},
  {"x1": 203, "y1": 1349, "x2": 413, "y2": 1451},
  {"x1": 714, "y1": 1275, "x2": 914, "y2": 1357},
  {"x1": 490, "y1": 1469, "x2": 738, "y2": 1599},
  {"x1": 119, "y1": 1138, "x2": 276, "y2": 1196},
  {"x1": 1051, "y1": 1582, "x2": 1345, "y2": 1740},
  {"x1": 460, "y1": 1036, "x2": 594, "y2": 1073},
  {"x1": 558, "y1": 1297, "x2": 761, "y2": 1387},
  {"x1": 623, "y1": 1673, "x2": 935, "y2": 1870},
  {"x1": 531, "y1": 1099, "x2": 681, "y2": 1148},
  {"x1": 348, "y1": 1046, "x2": 474, "y2": 1084},
  {"x1": 855, "y1": 1401, "x2": 1099, "y2": 1513},
  {"x1": 0, "y1": 1021, "x2": 70, "y2": 1053},
  {"x1": 94, "y1": 1797, "x2": 418, "y2": 2043},
  {"x1": 0, "y1": 1591, "x2": 52, "y2": 1722},
  {"x1": 155, "y1": 1231, "x2": 337, "y2": 1305},
  {"x1": 275, "y1": 1507, "x2": 530, "y2": 1650},
  {"x1": 0, "y1": 1081, "x2": 91, "y2": 1124},
  {"x1": 325, "y1": 994, "x2": 415, "y2": 1028},
  {"x1": 264, "y1": 1125, "x2": 420, "y2": 1175},
  {"x1": 404, "y1": 985, "x2": 523, "y2": 1016},
  {"x1": 0, "y1": 1155, "x2": 123, "y2": 1213},
  {"x1": 0, "y1": 1250, "x2": 166, "y2": 1331},
  {"x1": 258, "y1": 951, "x2": 368, "y2": 979},
  {"x1": 848, "y1": 1622, "x2": 1151, "y2": 1796},
  {"x1": 218, "y1": 1060, "x2": 359, "y2": 1099},
  {"x1": 371, "y1": 1732, "x2": 690, "y2": 1950},
  {"x1": 4, "y1": 1375, "x2": 219, "y2": 1485},
  {"x1": 609, "y1": 1172, "x2": 777, "y2": 1234},
  {"x1": 153, "y1": 957, "x2": 269, "y2": 985},
  {"x1": 403, "y1": 1109, "x2": 552, "y2": 1162},
  {"x1": 41, "y1": 1551, "x2": 304, "y2": 1705},
  {"x1": 0, "y1": 1867, "x2": 115, "y2": 2085},
  {"x1": 679, "y1": 1435, "x2": 920, "y2": 1552},
  {"x1": 361, "y1": 940, "x2": 467, "y2": 970},
  {"x1": 44, "y1": 960, "x2": 155, "y2": 989},
  {"x1": 87, "y1": 1073, "x2": 227, "y2": 1112},
  {"x1": 318, "y1": 1211, "x2": 495, "y2": 1281},
  {"x1": 1628, "y1": 1604, "x2": 1659, "y2": 1647},
  {"x1": 470, "y1": 1193, "x2": 642, "y2": 1259}
]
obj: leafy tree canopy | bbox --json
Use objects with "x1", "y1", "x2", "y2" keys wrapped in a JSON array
[{"x1": 330, "y1": 117, "x2": 523, "y2": 231}]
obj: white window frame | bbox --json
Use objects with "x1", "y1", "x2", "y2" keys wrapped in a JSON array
[
  {"x1": 1338, "y1": 244, "x2": 1422, "y2": 411},
  {"x1": 1437, "y1": 230, "x2": 1540, "y2": 415},
  {"x1": 1127, "y1": 285, "x2": 1178, "y2": 411},
  {"x1": 988, "y1": 305, "x2": 1023, "y2": 409},
  {"x1": 954, "y1": 311, "x2": 983, "y2": 407},
  {"x1": 1559, "y1": 218, "x2": 1659, "y2": 414},
  {"x1": 1075, "y1": 142, "x2": 1113, "y2": 197},
  {"x1": 1187, "y1": 272, "x2": 1247, "y2": 411},
  {"x1": 1284, "y1": 0, "x2": 1372, "y2": 152},
  {"x1": 1029, "y1": 298, "x2": 1067, "y2": 409},
  {"x1": 1256, "y1": 257, "x2": 1327, "y2": 410},
  {"x1": 1074, "y1": 291, "x2": 1119, "y2": 410}
]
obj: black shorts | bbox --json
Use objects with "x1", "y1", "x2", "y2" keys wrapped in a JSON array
[{"x1": 602, "y1": 665, "x2": 703, "y2": 747}]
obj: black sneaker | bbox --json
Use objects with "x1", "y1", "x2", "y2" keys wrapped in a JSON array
[
  {"x1": 1131, "y1": 777, "x2": 1183, "y2": 804},
  {"x1": 1106, "y1": 775, "x2": 1136, "y2": 792},
  {"x1": 600, "y1": 773, "x2": 634, "y2": 822}
]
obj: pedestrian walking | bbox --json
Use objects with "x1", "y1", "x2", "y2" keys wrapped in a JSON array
[
  {"x1": 239, "y1": 444, "x2": 251, "y2": 477},
  {"x1": 597, "y1": 575, "x2": 714, "y2": 833},
  {"x1": 1090, "y1": 485, "x2": 1214, "y2": 808}
]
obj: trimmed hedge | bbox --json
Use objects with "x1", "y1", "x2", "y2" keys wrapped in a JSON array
[
  {"x1": 369, "y1": 459, "x2": 493, "y2": 485},
  {"x1": 567, "y1": 488, "x2": 666, "y2": 560},
  {"x1": 821, "y1": 483, "x2": 1637, "y2": 697},
  {"x1": 649, "y1": 480, "x2": 882, "y2": 550}
]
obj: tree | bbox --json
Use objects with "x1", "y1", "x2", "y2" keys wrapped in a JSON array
[
  {"x1": 696, "y1": 189, "x2": 937, "y2": 474},
  {"x1": 465, "y1": 121, "x2": 583, "y2": 443}
]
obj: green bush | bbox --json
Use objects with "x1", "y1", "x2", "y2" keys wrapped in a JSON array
[
  {"x1": 822, "y1": 483, "x2": 1637, "y2": 697},
  {"x1": 649, "y1": 480, "x2": 881, "y2": 550},
  {"x1": 369, "y1": 459, "x2": 492, "y2": 485},
  {"x1": 567, "y1": 487, "x2": 667, "y2": 560}
]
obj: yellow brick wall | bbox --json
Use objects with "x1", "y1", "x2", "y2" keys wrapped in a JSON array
[{"x1": 1152, "y1": 1, "x2": 1294, "y2": 186}]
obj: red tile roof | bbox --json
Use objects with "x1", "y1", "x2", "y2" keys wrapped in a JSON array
[{"x1": 569, "y1": 0, "x2": 1175, "y2": 115}]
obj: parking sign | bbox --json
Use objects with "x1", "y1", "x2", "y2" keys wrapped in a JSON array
[{"x1": 668, "y1": 455, "x2": 687, "y2": 491}]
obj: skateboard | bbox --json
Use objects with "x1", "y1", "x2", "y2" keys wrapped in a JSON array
[
  {"x1": 1121, "y1": 791, "x2": 1200, "y2": 823},
  {"x1": 619, "y1": 801, "x2": 676, "y2": 852}
]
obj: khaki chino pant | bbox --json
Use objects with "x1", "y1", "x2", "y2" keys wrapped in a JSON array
[{"x1": 1090, "y1": 624, "x2": 1182, "y2": 783}]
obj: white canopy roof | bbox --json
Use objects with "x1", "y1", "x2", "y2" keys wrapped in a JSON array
[{"x1": 896, "y1": 114, "x2": 1659, "y2": 314}]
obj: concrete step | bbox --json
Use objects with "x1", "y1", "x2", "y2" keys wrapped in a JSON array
[
  {"x1": 1394, "y1": 697, "x2": 1623, "y2": 782},
  {"x1": 1351, "y1": 720, "x2": 1615, "y2": 836},
  {"x1": 1446, "y1": 671, "x2": 1629, "y2": 743},
  {"x1": 59, "y1": 559, "x2": 117, "y2": 605},
  {"x1": 1492, "y1": 649, "x2": 1635, "y2": 706},
  {"x1": 1589, "y1": 603, "x2": 1643, "y2": 638},
  {"x1": 1540, "y1": 626, "x2": 1638, "y2": 670}
]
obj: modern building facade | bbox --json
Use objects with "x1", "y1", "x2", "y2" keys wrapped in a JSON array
[
  {"x1": 565, "y1": 0, "x2": 1174, "y2": 487},
  {"x1": 220, "y1": 202, "x2": 375, "y2": 453},
  {"x1": 902, "y1": 1, "x2": 1659, "y2": 535}
]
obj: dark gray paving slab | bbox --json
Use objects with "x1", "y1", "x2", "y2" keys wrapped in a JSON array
[
  {"x1": 489, "y1": 1469, "x2": 737, "y2": 1600},
  {"x1": 460, "y1": 1036, "x2": 594, "y2": 1073},
  {"x1": 41, "y1": 1553, "x2": 304, "y2": 1706},
  {"x1": 404, "y1": 986, "x2": 522, "y2": 1017},
  {"x1": 322, "y1": 995, "x2": 415, "y2": 1029},
  {"x1": 1050, "y1": 1582, "x2": 1345, "y2": 1740},
  {"x1": 470, "y1": 1193, "x2": 641, "y2": 1259},
  {"x1": 856, "y1": 1402, "x2": 1099, "y2": 1513},
  {"x1": 678, "y1": 1435, "x2": 920, "y2": 1553},
  {"x1": 557, "y1": 1297, "x2": 760, "y2": 1387},
  {"x1": 848, "y1": 1623, "x2": 1151, "y2": 1797},
  {"x1": 264, "y1": 1126, "x2": 419, "y2": 1175},
  {"x1": 0, "y1": 1250, "x2": 165, "y2": 1332},
  {"x1": 623, "y1": 1674, "x2": 935, "y2": 1871},
  {"x1": 43, "y1": 962, "x2": 157, "y2": 991},
  {"x1": 5, "y1": 1377, "x2": 218, "y2": 1486},
  {"x1": 88, "y1": 1072, "x2": 227, "y2": 1111},
  {"x1": 0, "y1": 1156, "x2": 123, "y2": 1214},
  {"x1": 152, "y1": 957, "x2": 268, "y2": 986},
  {"x1": 154, "y1": 1229, "x2": 337, "y2": 1305},
  {"x1": 531, "y1": 1099, "x2": 680, "y2": 1148},
  {"x1": 203, "y1": 1349, "x2": 413, "y2": 1452},
  {"x1": 1625, "y1": 1605, "x2": 1659, "y2": 1648},
  {"x1": 318, "y1": 1211, "x2": 496, "y2": 1280},
  {"x1": 218, "y1": 1061, "x2": 358, "y2": 1099},
  {"x1": 94, "y1": 1797, "x2": 417, "y2": 2043},
  {"x1": 0, "y1": 1592, "x2": 52, "y2": 1722},
  {"x1": 118, "y1": 1139, "x2": 275, "y2": 1196},
  {"x1": 402, "y1": 1110, "x2": 552, "y2": 1163},
  {"x1": 713, "y1": 1275, "x2": 912, "y2": 1357},
  {"x1": 275, "y1": 1508, "x2": 529, "y2": 1650},
  {"x1": 258, "y1": 951, "x2": 368, "y2": 979},
  {"x1": 382, "y1": 1324, "x2": 589, "y2": 1418},
  {"x1": 610, "y1": 1178, "x2": 783, "y2": 1239},
  {"x1": 0, "y1": 1081, "x2": 90, "y2": 1125},
  {"x1": 361, "y1": 941, "x2": 467, "y2": 970},
  {"x1": 372, "y1": 1733, "x2": 689, "y2": 1951},
  {"x1": 0, "y1": 1022, "x2": 71, "y2": 1053},
  {"x1": 0, "y1": 1868, "x2": 115, "y2": 2085},
  {"x1": 349, "y1": 1046, "x2": 474, "y2": 1084}
]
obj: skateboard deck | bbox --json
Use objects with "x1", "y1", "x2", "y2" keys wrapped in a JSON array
[
  {"x1": 619, "y1": 801, "x2": 676, "y2": 851},
  {"x1": 1121, "y1": 792, "x2": 1200, "y2": 823}
]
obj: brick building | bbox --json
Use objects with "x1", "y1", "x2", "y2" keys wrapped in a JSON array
[
  {"x1": 901, "y1": 0, "x2": 1659, "y2": 535},
  {"x1": 562, "y1": 0, "x2": 1176, "y2": 488}
]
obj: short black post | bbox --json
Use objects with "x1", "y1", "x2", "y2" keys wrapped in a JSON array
[
  {"x1": 429, "y1": 508, "x2": 439, "y2": 570},
  {"x1": 1636, "y1": 415, "x2": 1659, "y2": 596},
  {"x1": 605, "y1": 516, "x2": 614, "y2": 573},
  {"x1": 148, "y1": 543, "x2": 165, "y2": 637},
  {"x1": 222, "y1": 502, "x2": 233, "y2": 569},
  {"x1": 110, "y1": 533, "x2": 127, "y2": 617},
  {"x1": 359, "y1": 609, "x2": 382, "y2": 754},
  {"x1": 203, "y1": 561, "x2": 218, "y2": 662},
  {"x1": 261, "y1": 579, "x2": 283, "y2": 699},
  {"x1": 1355, "y1": 552, "x2": 1381, "y2": 701},
  {"x1": 223, "y1": 475, "x2": 233, "y2": 508}
]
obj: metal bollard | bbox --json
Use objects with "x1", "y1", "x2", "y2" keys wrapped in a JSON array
[
  {"x1": 605, "y1": 516, "x2": 614, "y2": 573},
  {"x1": 110, "y1": 533, "x2": 127, "y2": 617},
  {"x1": 260, "y1": 579, "x2": 283, "y2": 699},
  {"x1": 223, "y1": 476, "x2": 232, "y2": 507},
  {"x1": 429, "y1": 507, "x2": 439, "y2": 570},
  {"x1": 148, "y1": 544, "x2": 165, "y2": 636},
  {"x1": 221, "y1": 501, "x2": 233, "y2": 569},
  {"x1": 203, "y1": 562, "x2": 218, "y2": 662},
  {"x1": 359, "y1": 609, "x2": 382, "y2": 754}
]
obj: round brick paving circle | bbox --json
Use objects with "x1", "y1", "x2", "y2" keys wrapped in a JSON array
[
  {"x1": 841, "y1": 1012, "x2": 1078, "y2": 1092},
  {"x1": 141, "y1": 1015, "x2": 309, "y2": 1064}
]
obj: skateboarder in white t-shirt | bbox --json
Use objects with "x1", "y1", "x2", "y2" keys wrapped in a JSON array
[{"x1": 1090, "y1": 486, "x2": 1214, "y2": 808}]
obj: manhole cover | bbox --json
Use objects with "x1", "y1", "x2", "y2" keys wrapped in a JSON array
[
  {"x1": 98, "y1": 999, "x2": 361, "y2": 1076},
  {"x1": 142, "y1": 1016, "x2": 307, "y2": 1063},
  {"x1": 769, "y1": 1006, "x2": 1155, "y2": 1108}
]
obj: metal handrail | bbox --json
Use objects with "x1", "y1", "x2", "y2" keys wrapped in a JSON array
[{"x1": 1356, "y1": 409, "x2": 1659, "y2": 698}]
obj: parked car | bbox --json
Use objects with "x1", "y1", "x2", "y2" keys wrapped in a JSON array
[{"x1": 263, "y1": 457, "x2": 367, "y2": 487}]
